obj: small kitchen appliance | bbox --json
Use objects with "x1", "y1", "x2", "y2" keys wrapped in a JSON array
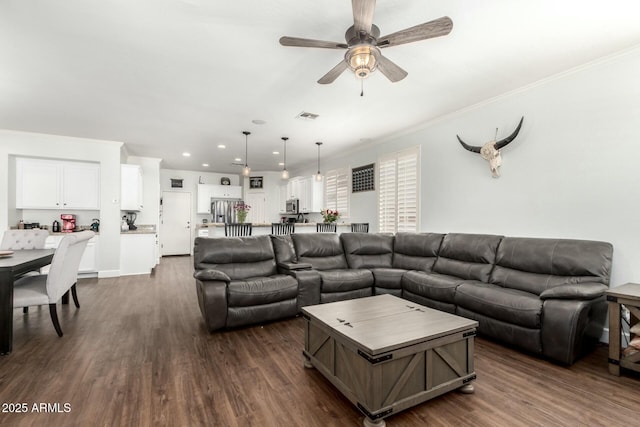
[
  {"x1": 125, "y1": 212, "x2": 137, "y2": 230},
  {"x1": 60, "y1": 214, "x2": 76, "y2": 232},
  {"x1": 52, "y1": 220, "x2": 61, "y2": 232},
  {"x1": 285, "y1": 199, "x2": 299, "y2": 214},
  {"x1": 90, "y1": 218, "x2": 100, "y2": 232}
]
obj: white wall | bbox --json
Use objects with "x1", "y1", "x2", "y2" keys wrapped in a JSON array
[
  {"x1": 0, "y1": 130, "x2": 123, "y2": 275},
  {"x1": 292, "y1": 47, "x2": 640, "y2": 288}
]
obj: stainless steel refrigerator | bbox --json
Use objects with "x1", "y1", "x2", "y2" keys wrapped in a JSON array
[{"x1": 211, "y1": 199, "x2": 242, "y2": 223}]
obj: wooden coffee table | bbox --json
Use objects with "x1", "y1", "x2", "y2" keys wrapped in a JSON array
[{"x1": 302, "y1": 294, "x2": 478, "y2": 427}]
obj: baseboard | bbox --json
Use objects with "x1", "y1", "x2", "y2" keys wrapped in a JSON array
[{"x1": 98, "y1": 270, "x2": 120, "y2": 278}]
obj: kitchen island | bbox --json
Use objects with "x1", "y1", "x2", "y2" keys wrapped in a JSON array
[{"x1": 196, "y1": 222, "x2": 354, "y2": 237}]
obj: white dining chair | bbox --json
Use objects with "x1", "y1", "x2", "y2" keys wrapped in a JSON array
[
  {"x1": 13, "y1": 230, "x2": 94, "y2": 337},
  {"x1": 0, "y1": 228, "x2": 49, "y2": 250}
]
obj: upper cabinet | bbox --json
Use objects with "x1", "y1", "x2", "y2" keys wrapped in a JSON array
[
  {"x1": 16, "y1": 158, "x2": 100, "y2": 210},
  {"x1": 286, "y1": 176, "x2": 324, "y2": 213},
  {"x1": 121, "y1": 164, "x2": 143, "y2": 211},
  {"x1": 197, "y1": 184, "x2": 242, "y2": 214}
]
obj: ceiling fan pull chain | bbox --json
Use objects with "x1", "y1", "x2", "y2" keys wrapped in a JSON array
[{"x1": 360, "y1": 79, "x2": 364, "y2": 97}]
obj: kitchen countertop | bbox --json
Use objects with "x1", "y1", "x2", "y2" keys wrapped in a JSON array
[
  {"x1": 121, "y1": 224, "x2": 156, "y2": 235},
  {"x1": 196, "y1": 222, "x2": 351, "y2": 229}
]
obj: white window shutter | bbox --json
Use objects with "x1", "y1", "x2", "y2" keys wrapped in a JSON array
[
  {"x1": 378, "y1": 146, "x2": 420, "y2": 233},
  {"x1": 324, "y1": 167, "x2": 350, "y2": 218}
]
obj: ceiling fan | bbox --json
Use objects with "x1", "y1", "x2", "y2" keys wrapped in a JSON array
[{"x1": 279, "y1": 0, "x2": 453, "y2": 84}]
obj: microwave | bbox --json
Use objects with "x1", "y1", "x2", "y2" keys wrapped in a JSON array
[{"x1": 285, "y1": 199, "x2": 299, "y2": 214}]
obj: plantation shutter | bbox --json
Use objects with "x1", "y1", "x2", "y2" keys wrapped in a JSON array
[
  {"x1": 378, "y1": 146, "x2": 420, "y2": 233},
  {"x1": 325, "y1": 167, "x2": 350, "y2": 217}
]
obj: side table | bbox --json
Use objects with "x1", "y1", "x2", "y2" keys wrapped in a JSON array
[{"x1": 607, "y1": 283, "x2": 640, "y2": 376}]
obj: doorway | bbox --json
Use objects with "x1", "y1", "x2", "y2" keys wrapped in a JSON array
[
  {"x1": 246, "y1": 192, "x2": 266, "y2": 224},
  {"x1": 161, "y1": 191, "x2": 191, "y2": 256}
]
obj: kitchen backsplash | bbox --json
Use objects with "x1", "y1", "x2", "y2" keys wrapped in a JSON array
[{"x1": 18, "y1": 209, "x2": 100, "y2": 229}]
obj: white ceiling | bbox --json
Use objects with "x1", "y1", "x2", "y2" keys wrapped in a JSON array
[{"x1": 1, "y1": 0, "x2": 640, "y2": 173}]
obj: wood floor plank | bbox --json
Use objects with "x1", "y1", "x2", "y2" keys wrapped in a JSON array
[{"x1": 1, "y1": 255, "x2": 639, "y2": 426}]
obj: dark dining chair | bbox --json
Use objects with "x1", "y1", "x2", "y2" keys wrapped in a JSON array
[
  {"x1": 316, "y1": 223, "x2": 337, "y2": 233},
  {"x1": 351, "y1": 223, "x2": 369, "y2": 233},
  {"x1": 225, "y1": 223, "x2": 252, "y2": 237},
  {"x1": 271, "y1": 222, "x2": 295, "y2": 235}
]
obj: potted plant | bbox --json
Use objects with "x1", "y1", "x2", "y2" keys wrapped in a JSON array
[
  {"x1": 321, "y1": 208, "x2": 340, "y2": 223},
  {"x1": 234, "y1": 202, "x2": 251, "y2": 223}
]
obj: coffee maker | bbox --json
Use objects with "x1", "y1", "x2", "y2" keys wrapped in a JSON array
[
  {"x1": 126, "y1": 212, "x2": 137, "y2": 231},
  {"x1": 60, "y1": 214, "x2": 76, "y2": 232}
]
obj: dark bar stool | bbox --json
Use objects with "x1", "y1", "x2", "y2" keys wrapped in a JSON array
[
  {"x1": 351, "y1": 223, "x2": 369, "y2": 233},
  {"x1": 225, "y1": 223, "x2": 252, "y2": 237},
  {"x1": 271, "y1": 222, "x2": 295, "y2": 235},
  {"x1": 316, "y1": 223, "x2": 337, "y2": 233}
]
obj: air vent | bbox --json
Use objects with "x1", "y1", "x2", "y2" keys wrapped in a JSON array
[{"x1": 296, "y1": 111, "x2": 319, "y2": 121}]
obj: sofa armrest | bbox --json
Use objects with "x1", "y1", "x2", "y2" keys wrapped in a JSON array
[
  {"x1": 193, "y1": 269, "x2": 231, "y2": 283},
  {"x1": 539, "y1": 283, "x2": 607, "y2": 300},
  {"x1": 194, "y1": 276, "x2": 228, "y2": 332},
  {"x1": 277, "y1": 262, "x2": 313, "y2": 272},
  {"x1": 288, "y1": 269, "x2": 321, "y2": 311}
]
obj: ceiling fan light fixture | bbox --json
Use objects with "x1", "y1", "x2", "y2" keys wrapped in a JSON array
[{"x1": 347, "y1": 45, "x2": 379, "y2": 79}]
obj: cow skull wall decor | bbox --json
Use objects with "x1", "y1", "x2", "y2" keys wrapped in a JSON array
[{"x1": 457, "y1": 117, "x2": 524, "y2": 178}]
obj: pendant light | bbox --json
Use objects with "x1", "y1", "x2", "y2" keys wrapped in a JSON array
[
  {"x1": 315, "y1": 141, "x2": 323, "y2": 182},
  {"x1": 242, "y1": 131, "x2": 251, "y2": 176},
  {"x1": 281, "y1": 137, "x2": 289, "y2": 180}
]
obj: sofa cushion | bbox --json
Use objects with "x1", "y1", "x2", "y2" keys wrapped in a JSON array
[
  {"x1": 291, "y1": 233, "x2": 348, "y2": 270},
  {"x1": 227, "y1": 275, "x2": 298, "y2": 307},
  {"x1": 432, "y1": 233, "x2": 503, "y2": 282},
  {"x1": 317, "y1": 269, "x2": 374, "y2": 293},
  {"x1": 194, "y1": 235, "x2": 277, "y2": 279},
  {"x1": 455, "y1": 282, "x2": 542, "y2": 329},
  {"x1": 490, "y1": 237, "x2": 614, "y2": 295},
  {"x1": 341, "y1": 233, "x2": 394, "y2": 269},
  {"x1": 370, "y1": 268, "x2": 406, "y2": 290},
  {"x1": 401, "y1": 270, "x2": 463, "y2": 304},
  {"x1": 270, "y1": 234, "x2": 297, "y2": 264},
  {"x1": 392, "y1": 233, "x2": 444, "y2": 271}
]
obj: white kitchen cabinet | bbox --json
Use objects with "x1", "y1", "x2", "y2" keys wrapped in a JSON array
[
  {"x1": 121, "y1": 164, "x2": 143, "y2": 211},
  {"x1": 197, "y1": 184, "x2": 242, "y2": 214},
  {"x1": 16, "y1": 158, "x2": 100, "y2": 210},
  {"x1": 44, "y1": 234, "x2": 99, "y2": 275},
  {"x1": 287, "y1": 176, "x2": 324, "y2": 213},
  {"x1": 120, "y1": 233, "x2": 156, "y2": 276},
  {"x1": 197, "y1": 228, "x2": 209, "y2": 238},
  {"x1": 279, "y1": 184, "x2": 287, "y2": 213},
  {"x1": 210, "y1": 184, "x2": 242, "y2": 199}
]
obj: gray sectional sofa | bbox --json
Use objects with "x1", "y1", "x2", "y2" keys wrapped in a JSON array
[{"x1": 193, "y1": 232, "x2": 613, "y2": 365}]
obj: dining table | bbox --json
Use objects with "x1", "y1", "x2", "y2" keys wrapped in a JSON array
[{"x1": 0, "y1": 249, "x2": 55, "y2": 355}]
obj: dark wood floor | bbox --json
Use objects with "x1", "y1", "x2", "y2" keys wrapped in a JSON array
[{"x1": 1, "y1": 256, "x2": 639, "y2": 427}]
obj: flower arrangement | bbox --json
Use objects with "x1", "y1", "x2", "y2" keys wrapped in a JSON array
[
  {"x1": 321, "y1": 208, "x2": 340, "y2": 223},
  {"x1": 234, "y1": 201, "x2": 251, "y2": 223}
]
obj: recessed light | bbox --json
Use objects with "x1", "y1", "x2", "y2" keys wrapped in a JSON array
[
  {"x1": 202, "y1": 163, "x2": 209, "y2": 167},
  {"x1": 252, "y1": 119, "x2": 266, "y2": 125},
  {"x1": 235, "y1": 158, "x2": 242, "y2": 162},
  {"x1": 272, "y1": 151, "x2": 279, "y2": 155},
  {"x1": 278, "y1": 162, "x2": 285, "y2": 166},
  {"x1": 217, "y1": 144, "x2": 226, "y2": 149},
  {"x1": 182, "y1": 152, "x2": 191, "y2": 157}
]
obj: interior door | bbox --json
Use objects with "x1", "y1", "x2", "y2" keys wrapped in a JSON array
[
  {"x1": 246, "y1": 192, "x2": 266, "y2": 224},
  {"x1": 160, "y1": 191, "x2": 191, "y2": 256}
]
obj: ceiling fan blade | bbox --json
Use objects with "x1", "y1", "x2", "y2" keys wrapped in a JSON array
[
  {"x1": 376, "y1": 54, "x2": 408, "y2": 83},
  {"x1": 352, "y1": 0, "x2": 376, "y2": 34},
  {"x1": 377, "y1": 16, "x2": 453, "y2": 48},
  {"x1": 279, "y1": 36, "x2": 347, "y2": 49},
  {"x1": 318, "y1": 61, "x2": 349, "y2": 84}
]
